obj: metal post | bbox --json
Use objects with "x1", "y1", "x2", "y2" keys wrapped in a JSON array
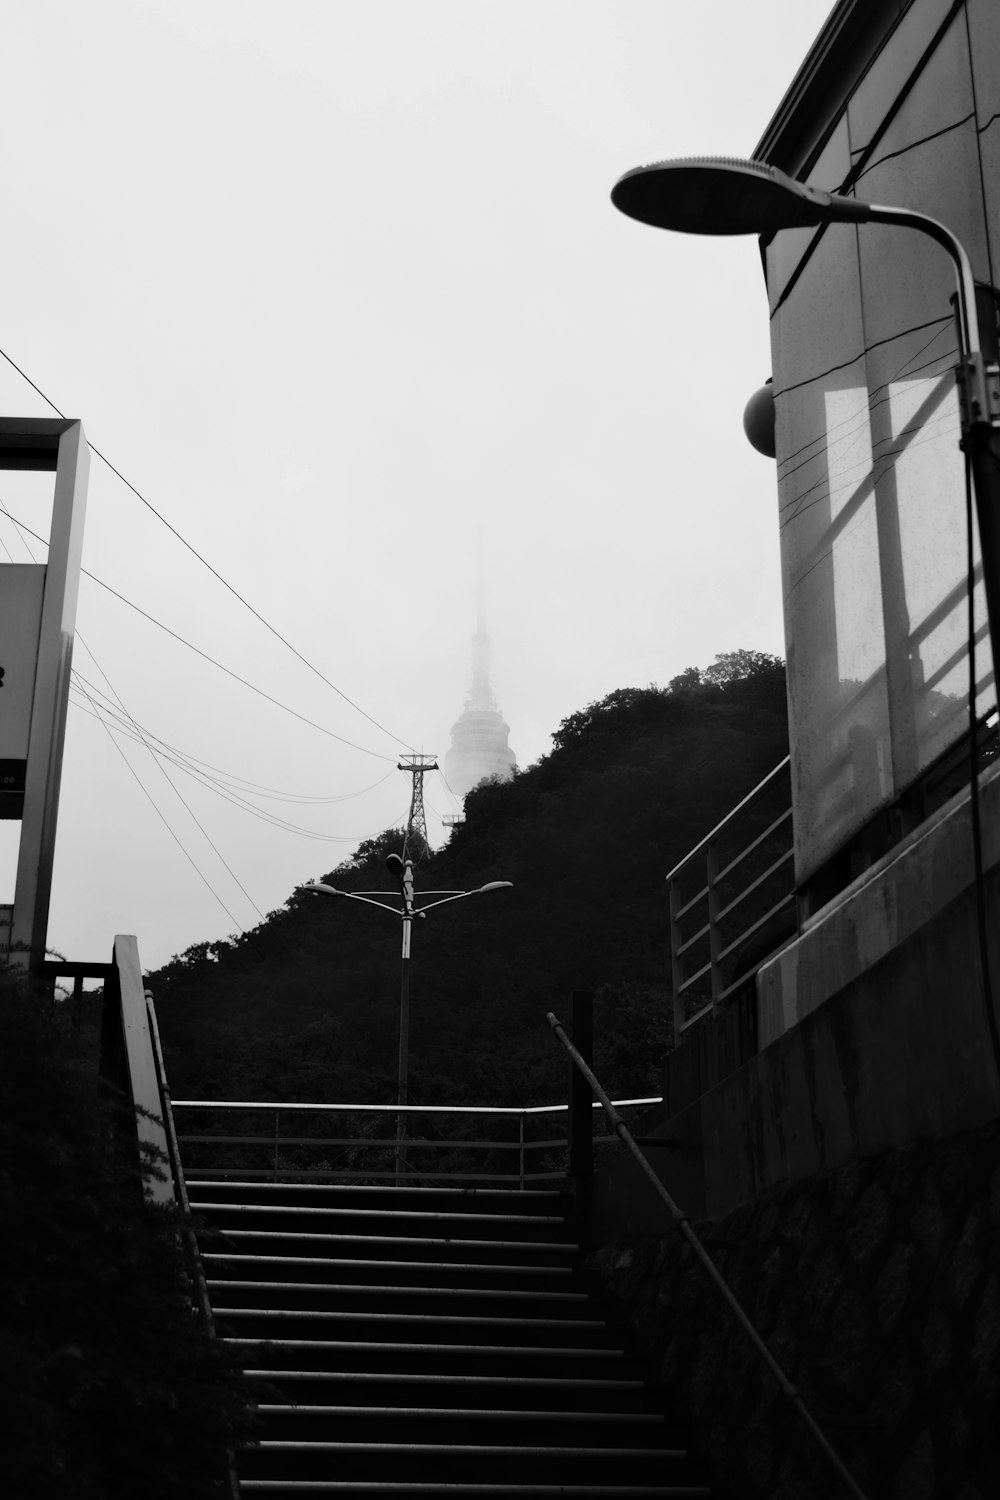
[
  {"x1": 668, "y1": 877, "x2": 686, "y2": 1044},
  {"x1": 568, "y1": 990, "x2": 594, "y2": 1189},
  {"x1": 4, "y1": 419, "x2": 90, "y2": 975},
  {"x1": 706, "y1": 841, "x2": 723, "y2": 1006},
  {"x1": 964, "y1": 286, "x2": 1000, "y2": 698},
  {"x1": 395, "y1": 918, "x2": 411, "y2": 1184},
  {"x1": 395, "y1": 859, "x2": 415, "y2": 1185}
]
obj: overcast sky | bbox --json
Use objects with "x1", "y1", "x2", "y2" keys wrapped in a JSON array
[{"x1": 0, "y1": 0, "x2": 834, "y2": 974}]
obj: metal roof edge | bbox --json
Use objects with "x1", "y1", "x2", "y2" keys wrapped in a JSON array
[{"x1": 753, "y1": 0, "x2": 911, "y2": 172}]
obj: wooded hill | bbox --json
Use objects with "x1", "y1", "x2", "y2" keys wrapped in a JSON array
[{"x1": 153, "y1": 651, "x2": 788, "y2": 1111}]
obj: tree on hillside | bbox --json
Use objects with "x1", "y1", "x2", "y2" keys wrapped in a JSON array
[
  {"x1": 702, "y1": 649, "x2": 783, "y2": 684},
  {"x1": 153, "y1": 650, "x2": 790, "y2": 1109}
]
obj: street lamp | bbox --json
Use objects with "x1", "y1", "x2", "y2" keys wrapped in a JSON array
[
  {"x1": 610, "y1": 154, "x2": 1000, "y2": 679},
  {"x1": 299, "y1": 858, "x2": 512, "y2": 1182}
]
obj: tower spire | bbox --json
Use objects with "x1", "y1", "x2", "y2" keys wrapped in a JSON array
[{"x1": 445, "y1": 611, "x2": 516, "y2": 801}]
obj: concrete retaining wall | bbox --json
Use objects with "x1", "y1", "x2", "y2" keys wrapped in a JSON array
[{"x1": 589, "y1": 1120, "x2": 1000, "y2": 1499}]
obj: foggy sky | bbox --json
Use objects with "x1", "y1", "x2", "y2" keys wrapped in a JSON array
[{"x1": 0, "y1": 0, "x2": 834, "y2": 973}]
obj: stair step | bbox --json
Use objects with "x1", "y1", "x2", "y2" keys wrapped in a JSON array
[
  {"x1": 253, "y1": 1404, "x2": 682, "y2": 1447},
  {"x1": 203, "y1": 1228, "x2": 577, "y2": 1264},
  {"x1": 242, "y1": 1369, "x2": 662, "y2": 1414},
  {"x1": 205, "y1": 1273, "x2": 589, "y2": 1313},
  {"x1": 191, "y1": 1180, "x2": 568, "y2": 1218},
  {"x1": 190, "y1": 1200, "x2": 569, "y2": 1242},
  {"x1": 238, "y1": 1438, "x2": 704, "y2": 1485},
  {"x1": 225, "y1": 1337, "x2": 636, "y2": 1380},
  {"x1": 214, "y1": 1306, "x2": 613, "y2": 1348},
  {"x1": 238, "y1": 1485, "x2": 711, "y2": 1496},
  {"x1": 202, "y1": 1252, "x2": 578, "y2": 1289}
]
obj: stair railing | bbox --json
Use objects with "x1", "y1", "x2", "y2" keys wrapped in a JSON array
[
  {"x1": 172, "y1": 1095, "x2": 661, "y2": 1187},
  {"x1": 668, "y1": 755, "x2": 795, "y2": 1037},
  {"x1": 94, "y1": 935, "x2": 175, "y2": 1206},
  {"x1": 68, "y1": 940, "x2": 240, "y2": 1499},
  {"x1": 548, "y1": 1006, "x2": 870, "y2": 1500},
  {"x1": 145, "y1": 994, "x2": 243, "y2": 1500}
]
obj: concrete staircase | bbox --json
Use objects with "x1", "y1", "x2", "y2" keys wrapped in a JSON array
[{"x1": 190, "y1": 1179, "x2": 712, "y2": 1497}]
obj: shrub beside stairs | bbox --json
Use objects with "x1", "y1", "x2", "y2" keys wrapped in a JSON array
[{"x1": 191, "y1": 1177, "x2": 713, "y2": 1497}]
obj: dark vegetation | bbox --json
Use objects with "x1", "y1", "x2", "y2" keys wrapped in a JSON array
[
  {"x1": 0, "y1": 973, "x2": 255, "y2": 1497},
  {"x1": 153, "y1": 651, "x2": 789, "y2": 1112}
]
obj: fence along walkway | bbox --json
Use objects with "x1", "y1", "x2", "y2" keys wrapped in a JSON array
[
  {"x1": 667, "y1": 756, "x2": 795, "y2": 1039},
  {"x1": 171, "y1": 1095, "x2": 663, "y2": 1188}
]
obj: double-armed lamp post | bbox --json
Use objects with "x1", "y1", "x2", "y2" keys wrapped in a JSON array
[
  {"x1": 610, "y1": 156, "x2": 1000, "y2": 681},
  {"x1": 300, "y1": 858, "x2": 512, "y2": 1182}
]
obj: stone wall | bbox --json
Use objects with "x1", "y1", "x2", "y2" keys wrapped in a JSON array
[{"x1": 588, "y1": 1118, "x2": 1000, "y2": 1499}]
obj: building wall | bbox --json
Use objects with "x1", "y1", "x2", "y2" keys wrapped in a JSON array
[{"x1": 765, "y1": 0, "x2": 1000, "y2": 888}]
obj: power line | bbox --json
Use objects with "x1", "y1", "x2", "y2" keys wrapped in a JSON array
[
  {"x1": 68, "y1": 686, "x2": 385, "y2": 842},
  {"x1": 1, "y1": 505, "x2": 251, "y2": 930},
  {"x1": 0, "y1": 499, "x2": 398, "y2": 762},
  {"x1": 0, "y1": 341, "x2": 416, "y2": 752},
  {"x1": 68, "y1": 666, "x2": 397, "y2": 805},
  {"x1": 73, "y1": 676, "x2": 245, "y2": 931},
  {"x1": 74, "y1": 638, "x2": 267, "y2": 922}
]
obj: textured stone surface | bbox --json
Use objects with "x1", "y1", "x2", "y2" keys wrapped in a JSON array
[
  {"x1": 588, "y1": 1118, "x2": 1000, "y2": 1499},
  {"x1": 845, "y1": 1181, "x2": 889, "y2": 1267},
  {"x1": 876, "y1": 1243, "x2": 913, "y2": 1334}
]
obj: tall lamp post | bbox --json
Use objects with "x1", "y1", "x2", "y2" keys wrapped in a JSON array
[
  {"x1": 300, "y1": 859, "x2": 512, "y2": 1182},
  {"x1": 610, "y1": 156, "x2": 1000, "y2": 683}
]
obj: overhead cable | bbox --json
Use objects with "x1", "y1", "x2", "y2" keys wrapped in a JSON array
[
  {"x1": 0, "y1": 500, "x2": 397, "y2": 762},
  {"x1": 0, "y1": 342, "x2": 415, "y2": 752}
]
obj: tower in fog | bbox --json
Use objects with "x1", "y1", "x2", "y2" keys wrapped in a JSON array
[{"x1": 445, "y1": 615, "x2": 516, "y2": 800}]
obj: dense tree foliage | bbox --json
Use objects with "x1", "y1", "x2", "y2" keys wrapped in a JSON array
[
  {"x1": 0, "y1": 974, "x2": 255, "y2": 1497},
  {"x1": 153, "y1": 652, "x2": 789, "y2": 1112}
]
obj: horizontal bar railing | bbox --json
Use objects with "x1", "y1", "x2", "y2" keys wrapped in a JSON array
[
  {"x1": 547, "y1": 1009, "x2": 869, "y2": 1500},
  {"x1": 172, "y1": 1096, "x2": 662, "y2": 1188},
  {"x1": 667, "y1": 756, "x2": 796, "y2": 1039}
]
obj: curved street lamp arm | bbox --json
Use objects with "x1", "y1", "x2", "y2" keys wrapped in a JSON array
[
  {"x1": 858, "y1": 203, "x2": 980, "y2": 359},
  {"x1": 338, "y1": 894, "x2": 404, "y2": 915},
  {"x1": 417, "y1": 882, "x2": 513, "y2": 913},
  {"x1": 297, "y1": 883, "x2": 402, "y2": 917}
]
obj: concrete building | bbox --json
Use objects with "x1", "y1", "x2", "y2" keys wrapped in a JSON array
[{"x1": 593, "y1": 5, "x2": 1000, "y2": 1493}]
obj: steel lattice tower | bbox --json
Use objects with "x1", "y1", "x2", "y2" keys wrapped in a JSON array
[{"x1": 398, "y1": 754, "x2": 438, "y2": 861}]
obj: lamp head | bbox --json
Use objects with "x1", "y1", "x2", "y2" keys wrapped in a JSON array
[
  {"x1": 611, "y1": 156, "x2": 869, "y2": 236},
  {"x1": 385, "y1": 853, "x2": 404, "y2": 876},
  {"x1": 478, "y1": 881, "x2": 513, "y2": 893},
  {"x1": 298, "y1": 881, "x2": 343, "y2": 897}
]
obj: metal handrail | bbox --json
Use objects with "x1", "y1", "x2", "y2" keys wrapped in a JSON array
[
  {"x1": 172, "y1": 1096, "x2": 663, "y2": 1188},
  {"x1": 668, "y1": 757, "x2": 796, "y2": 1035},
  {"x1": 665, "y1": 756, "x2": 791, "y2": 883},
  {"x1": 92, "y1": 936, "x2": 176, "y2": 1205},
  {"x1": 145, "y1": 1002, "x2": 217, "y2": 1329},
  {"x1": 547, "y1": 1010, "x2": 869, "y2": 1500}
]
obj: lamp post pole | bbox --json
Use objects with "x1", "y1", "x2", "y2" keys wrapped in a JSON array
[
  {"x1": 391, "y1": 854, "x2": 416, "y2": 1181},
  {"x1": 300, "y1": 863, "x2": 512, "y2": 1185}
]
